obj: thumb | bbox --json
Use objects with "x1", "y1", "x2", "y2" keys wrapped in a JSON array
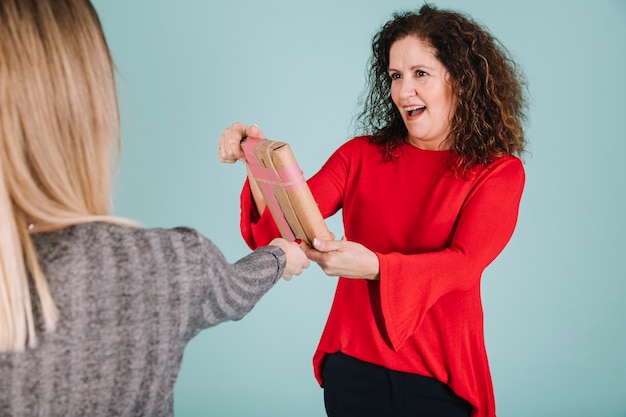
[
  {"x1": 313, "y1": 237, "x2": 340, "y2": 253},
  {"x1": 249, "y1": 124, "x2": 267, "y2": 140}
]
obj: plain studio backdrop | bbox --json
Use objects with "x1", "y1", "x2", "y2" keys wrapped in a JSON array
[{"x1": 92, "y1": 1, "x2": 625, "y2": 416}]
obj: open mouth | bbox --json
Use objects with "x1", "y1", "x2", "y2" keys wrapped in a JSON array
[{"x1": 406, "y1": 105, "x2": 426, "y2": 117}]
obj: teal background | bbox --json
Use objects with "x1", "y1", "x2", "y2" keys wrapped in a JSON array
[{"x1": 92, "y1": 0, "x2": 626, "y2": 416}]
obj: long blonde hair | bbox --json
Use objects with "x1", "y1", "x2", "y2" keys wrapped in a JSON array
[{"x1": 0, "y1": 0, "x2": 130, "y2": 351}]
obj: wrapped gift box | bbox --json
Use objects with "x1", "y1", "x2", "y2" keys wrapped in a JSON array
[{"x1": 241, "y1": 137, "x2": 332, "y2": 245}]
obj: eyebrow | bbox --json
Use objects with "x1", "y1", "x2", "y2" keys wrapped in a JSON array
[{"x1": 388, "y1": 65, "x2": 437, "y2": 73}]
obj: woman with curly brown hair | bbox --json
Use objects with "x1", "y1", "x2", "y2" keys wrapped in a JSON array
[{"x1": 219, "y1": 4, "x2": 527, "y2": 417}]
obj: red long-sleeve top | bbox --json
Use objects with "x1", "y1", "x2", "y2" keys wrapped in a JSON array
[{"x1": 240, "y1": 136, "x2": 525, "y2": 417}]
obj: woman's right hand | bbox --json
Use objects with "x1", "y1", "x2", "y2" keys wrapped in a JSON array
[
  {"x1": 218, "y1": 122, "x2": 266, "y2": 164},
  {"x1": 269, "y1": 238, "x2": 310, "y2": 280},
  {"x1": 219, "y1": 122, "x2": 269, "y2": 215}
]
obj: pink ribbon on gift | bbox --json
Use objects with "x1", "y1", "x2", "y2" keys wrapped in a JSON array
[{"x1": 242, "y1": 137, "x2": 305, "y2": 242}]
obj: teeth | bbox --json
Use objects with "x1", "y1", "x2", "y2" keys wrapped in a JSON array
[{"x1": 406, "y1": 105, "x2": 425, "y2": 116}]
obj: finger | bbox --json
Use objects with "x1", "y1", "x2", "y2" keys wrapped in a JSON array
[
  {"x1": 298, "y1": 258, "x2": 311, "y2": 271},
  {"x1": 219, "y1": 124, "x2": 246, "y2": 163},
  {"x1": 248, "y1": 124, "x2": 266, "y2": 140},
  {"x1": 219, "y1": 140, "x2": 245, "y2": 164},
  {"x1": 218, "y1": 140, "x2": 233, "y2": 163},
  {"x1": 302, "y1": 244, "x2": 323, "y2": 261},
  {"x1": 218, "y1": 141, "x2": 239, "y2": 163},
  {"x1": 229, "y1": 121, "x2": 248, "y2": 137},
  {"x1": 312, "y1": 238, "x2": 343, "y2": 253}
]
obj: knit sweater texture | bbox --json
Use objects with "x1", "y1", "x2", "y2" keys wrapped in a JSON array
[
  {"x1": 0, "y1": 222, "x2": 285, "y2": 417},
  {"x1": 240, "y1": 136, "x2": 525, "y2": 417}
]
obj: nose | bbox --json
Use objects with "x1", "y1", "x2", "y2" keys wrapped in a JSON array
[{"x1": 398, "y1": 78, "x2": 417, "y2": 99}]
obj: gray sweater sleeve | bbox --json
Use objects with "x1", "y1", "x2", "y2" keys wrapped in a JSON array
[
  {"x1": 164, "y1": 227, "x2": 286, "y2": 341},
  {"x1": 0, "y1": 223, "x2": 287, "y2": 417}
]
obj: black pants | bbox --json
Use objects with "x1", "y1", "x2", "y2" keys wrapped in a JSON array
[{"x1": 322, "y1": 352, "x2": 472, "y2": 417}]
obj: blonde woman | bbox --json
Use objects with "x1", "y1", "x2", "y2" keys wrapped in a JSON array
[{"x1": 0, "y1": 0, "x2": 309, "y2": 415}]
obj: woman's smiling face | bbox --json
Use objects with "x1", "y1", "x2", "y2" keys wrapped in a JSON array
[{"x1": 388, "y1": 36, "x2": 456, "y2": 150}]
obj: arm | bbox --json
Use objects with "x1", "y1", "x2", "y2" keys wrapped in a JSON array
[
  {"x1": 382, "y1": 158, "x2": 525, "y2": 348},
  {"x1": 305, "y1": 236, "x2": 380, "y2": 280},
  {"x1": 180, "y1": 230, "x2": 309, "y2": 334},
  {"x1": 306, "y1": 157, "x2": 525, "y2": 349}
]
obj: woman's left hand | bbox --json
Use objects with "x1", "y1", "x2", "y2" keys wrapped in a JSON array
[{"x1": 304, "y1": 236, "x2": 380, "y2": 280}]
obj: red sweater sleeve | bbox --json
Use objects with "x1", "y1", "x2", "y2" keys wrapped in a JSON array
[
  {"x1": 379, "y1": 157, "x2": 525, "y2": 349},
  {"x1": 239, "y1": 179, "x2": 282, "y2": 249}
]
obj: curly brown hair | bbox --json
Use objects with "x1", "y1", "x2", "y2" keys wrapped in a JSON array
[{"x1": 356, "y1": 4, "x2": 528, "y2": 173}]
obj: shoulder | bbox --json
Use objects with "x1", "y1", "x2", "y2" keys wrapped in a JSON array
[
  {"x1": 60, "y1": 222, "x2": 217, "y2": 261},
  {"x1": 332, "y1": 135, "x2": 384, "y2": 159},
  {"x1": 486, "y1": 154, "x2": 525, "y2": 179},
  {"x1": 70, "y1": 222, "x2": 201, "y2": 241},
  {"x1": 341, "y1": 135, "x2": 376, "y2": 150},
  {"x1": 467, "y1": 154, "x2": 525, "y2": 192}
]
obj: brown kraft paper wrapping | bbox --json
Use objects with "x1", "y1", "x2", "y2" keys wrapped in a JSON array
[{"x1": 241, "y1": 137, "x2": 332, "y2": 245}]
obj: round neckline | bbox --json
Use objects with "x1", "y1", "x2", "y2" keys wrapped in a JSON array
[{"x1": 401, "y1": 141, "x2": 452, "y2": 155}]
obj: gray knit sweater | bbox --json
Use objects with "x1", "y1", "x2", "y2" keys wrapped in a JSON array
[{"x1": 0, "y1": 222, "x2": 286, "y2": 417}]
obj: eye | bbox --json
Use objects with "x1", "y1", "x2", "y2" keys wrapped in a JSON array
[
  {"x1": 416, "y1": 70, "x2": 427, "y2": 77},
  {"x1": 389, "y1": 72, "x2": 401, "y2": 80}
]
